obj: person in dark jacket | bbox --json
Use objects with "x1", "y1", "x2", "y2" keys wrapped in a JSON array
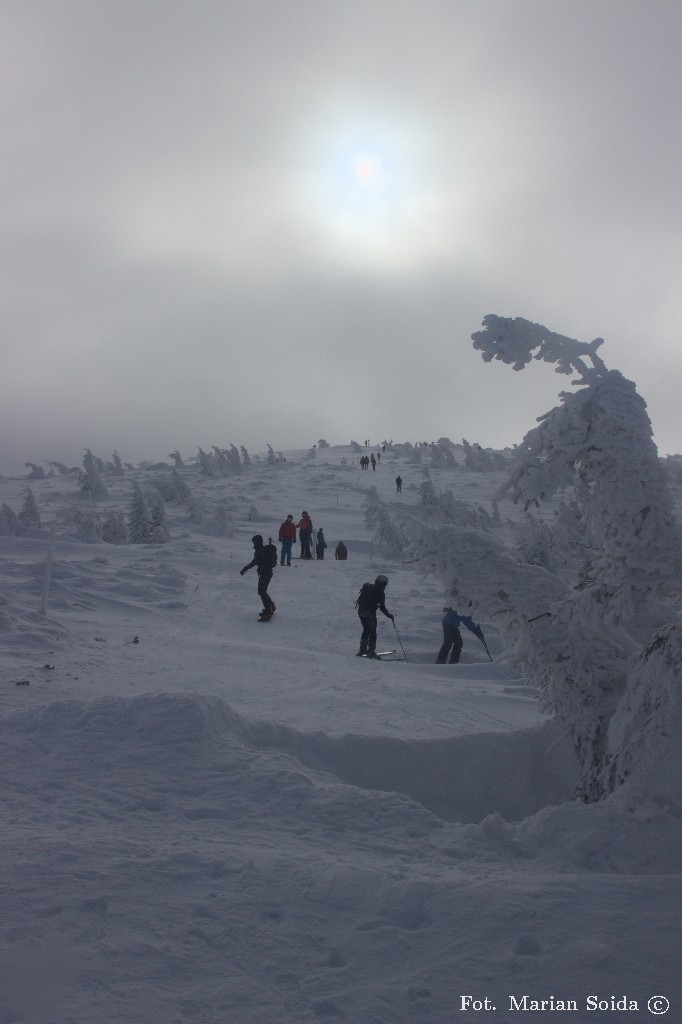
[
  {"x1": 278, "y1": 514, "x2": 296, "y2": 566},
  {"x1": 296, "y1": 511, "x2": 313, "y2": 559},
  {"x1": 356, "y1": 575, "x2": 394, "y2": 658},
  {"x1": 395, "y1": 475, "x2": 402, "y2": 493},
  {"x1": 335, "y1": 541, "x2": 348, "y2": 560},
  {"x1": 436, "y1": 606, "x2": 482, "y2": 663},
  {"x1": 315, "y1": 528, "x2": 327, "y2": 559},
  {"x1": 240, "y1": 534, "x2": 276, "y2": 620}
]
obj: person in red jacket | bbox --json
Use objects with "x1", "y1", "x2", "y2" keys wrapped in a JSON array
[
  {"x1": 278, "y1": 514, "x2": 296, "y2": 566},
  {"x1": 335, "y1": 541, "x2": 348, "y2": 560},
  {"x1": 296, "y1": 511, "x2": 313, "y2": 559}
]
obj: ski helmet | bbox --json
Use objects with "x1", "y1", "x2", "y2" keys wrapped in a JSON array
[{"x1": 375, "y1": 574, "x2": 388, "y2": 585}]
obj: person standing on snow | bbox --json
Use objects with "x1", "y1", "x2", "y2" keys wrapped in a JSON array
[
  {"x1": 297, "y1": 511, "x2": 314, "y2": 559},
  {"x1": 278, "y1": 514, "x2": 296, "y2": 566},
  {"x1": 315, "y1": 527, "x2": 327, "y2": 560},
  {"x1": 240, "y1": 534, "x2": 277, "y2": 620},
  {"x1": 395, "y1": 475, "x2": 402, "y2": 493},
  {"x1": 355, "y1": 574, "x2": 394, "y2": 658},
  {"x1": 436, "y1": 606, "x2": 484, "y2": 663},
  {"x1": 335, "y1": 541, "x2": 348, "y2": 560}
]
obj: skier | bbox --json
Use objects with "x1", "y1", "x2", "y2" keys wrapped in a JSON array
[
  {"x1": 240, "y1": 535, "x2": 277, "y2": 620},
  {"x1": 315, "y1": 527, "x2": 327, "y2": 560},
  {"x1": 278, "y1": 514, "x2": 296, "y2": 566},
  {"x1": 335, "y1": 541, "x2": 348, "y2": 560},
  {"x1": 436, "y1": 606, "x2": 484, "y2": 663},
  {"x1": 355, "y1": 574, "x2": 394, "y2": 659},
  {"x1": 296, "y1": 511, "x2": 314, "y2": 559},
  {"x1": 395, "y1": 475, "x2": 402, "y2": 493}
]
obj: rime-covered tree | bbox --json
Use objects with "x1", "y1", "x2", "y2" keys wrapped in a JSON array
[
  {"x1": 148, "y1": 495, "x2": 171, "y2": 544},
  {"x1": 365, "y1": 487, "x2": 409, "y2": 557},
  {"x1": 19, "y1": 489, "x2": 42, "y2": 530},
  {"x1": 266, "y1": 445, "x2": 276, "y2": 465},
  {"x1": 128, "y1": 483, "x2": 152, "y2": 544},
  {"x1": 213, "y1": 501, "x2": 234, "y2": 537},
  {"x1": 603, "y1": 624, "x2": 682, "y2": 801},
  {"x1": 461, "y1": 439, "x2": 506, "y2": 472},
  {"x1": 101, "y1": 511, "x2": 128, "y2": 545},
  {"x1": 197, "y1": 448, "x2": 213, "y2": 476},
  {"x1": 1, "y1": 503, "x2": 24, "y2": 536},
  {"x1": 472, "y1": 315, "x2": 680, "y2": 623},
  {"x1": 24, "y1": 462, "x2": 46, "y2": 480},
  {"x1": 153, "y1": 471, "x2": 192, "y2": 504},
  {"x1": 79, "y1": 449, "x2": 109, "y2": 500},
  {"x1": 169, "y1": 450, "x2": 183, "y2": 467},
  {"x1": 73, "y1": 507, "x2": 102, "y2": 543},
  {"x1": 109, "y1": 451, "x2": 125, "y2": 476}
]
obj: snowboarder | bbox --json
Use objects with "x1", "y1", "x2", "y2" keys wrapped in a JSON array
[
  {"x1": 395, "y1": 475, "x2": 402, "y2": 493},
  {"x1": 240, "y1": 535, "x2": 277, "y2": 620},
  {"x1": 278, "y1": 514, "x2": 296, "y2": 566},
  {"x1": 315, "y1": 527, "x2": 327, "y2": 560},
  {"x1": 335, "y1": 541, "x2": 348, "y2": 560},
  {"x1": 355, "y1": 575, "x2": 394, "y2": 659},
  {"x1": 436, "y1": 607, "x2": 484, "y2": 664},
  {"x1": 296, "y1": 511, "x2": 314, "y2": 559}
]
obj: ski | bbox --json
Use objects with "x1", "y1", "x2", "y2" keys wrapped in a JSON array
[{"x1": 358, "y1": 650, "x2": 405, "y2": 661}]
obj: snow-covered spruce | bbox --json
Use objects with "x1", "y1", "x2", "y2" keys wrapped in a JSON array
[
  {"x1": 79, "y1": 449, "x2": 109, "y2": 501},
  {"x1": 472, "y1": 315, "x2": 681, "y2": 624}
]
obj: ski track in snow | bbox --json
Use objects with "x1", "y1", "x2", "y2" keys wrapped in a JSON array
[{"x1": 1, "y1": 446, "x2": 681, "y2": 1024}]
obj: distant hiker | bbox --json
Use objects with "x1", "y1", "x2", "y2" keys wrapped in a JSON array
[
  {"x1": 335, "y1": 541, "x2": 348, "y2": 560},
  {"x1": 395, "y1": 475, "x2": 402, "y2": 493},
  {"x1": 316, "y1": 528, "x2": 327, "y2": 560},
  {"x1": 436, "y1": 607, "x2": 484, "y2": 664},
  {"x1": 297, "y1": 511, "x2": 313, "y2": 559},
  {"x1": 240, "y1": 534, "x2": 277, "y2": 620},
  {"x1": 370, "y1": 453, "x2": 376, "y2": 470},
  {"x1": 355, "y1": 574, "x2": 394, "y2": 659},
  {"x1": 278, "y1": 514, "x2": 296, "y2": 566}
]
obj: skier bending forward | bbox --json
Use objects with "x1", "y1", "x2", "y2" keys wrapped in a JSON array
[{"x1": 356, "y1": 575, "x2": 394, "y2": 659}]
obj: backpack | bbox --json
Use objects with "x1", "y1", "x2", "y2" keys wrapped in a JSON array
[
  {"x1": 355, "y1": 582, "x2": 375, "y2": 609},
  {"x1": 265, "y1": 540, "x2": 278, "y2": 569}
]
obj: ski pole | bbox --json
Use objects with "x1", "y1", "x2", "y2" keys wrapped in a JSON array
[
  {"x1": 476, "y1": 632, "x2": 493, "y2": 661},
  {"x1": 392, "y1": 619, "x2": 408, "y2": 662}
]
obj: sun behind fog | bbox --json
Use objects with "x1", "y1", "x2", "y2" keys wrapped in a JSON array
[{"x1": 355, "y1": 159, "x2": 374, "y2": 179}]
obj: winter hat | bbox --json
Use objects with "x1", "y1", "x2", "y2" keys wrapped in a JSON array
[{"x1": 251, "y1": 534, "x2": 263, "y2": 545}]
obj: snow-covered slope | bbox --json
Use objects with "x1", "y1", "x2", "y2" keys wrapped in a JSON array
[{"x1": 1, "y1": 445, "x2": 680, "y2": 1023}]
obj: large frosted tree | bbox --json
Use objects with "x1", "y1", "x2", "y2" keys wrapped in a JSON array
[
  {"x1": 369, "y1": 316, "x2": 680, "y2": 800},
  {"x1": 472, "y1": 315, "x2": 680, "y2": 624}
]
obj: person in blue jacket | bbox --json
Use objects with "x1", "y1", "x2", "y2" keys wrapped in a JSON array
[{"x1": 436, "y1": 606, "x2": 484, "y2": 664}]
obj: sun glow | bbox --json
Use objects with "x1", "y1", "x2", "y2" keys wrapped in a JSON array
[{"x1": 298, "y1": 112, "x2": 455, "y2": 271}]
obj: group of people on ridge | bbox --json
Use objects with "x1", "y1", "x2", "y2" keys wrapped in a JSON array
[
  {"x1": 277, "y1": 511, "x2": 331, "y2": 564},
  {"x1": 239, "y1": 490, "x2": 487, "y2": 655},
  {"x1": 240, "y1": 512, "x2": 348, "y2": 621}
]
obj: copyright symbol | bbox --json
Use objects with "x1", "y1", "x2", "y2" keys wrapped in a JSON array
[{"x1": 648, "y1": 996, "x2": 670, "y2": 1014}]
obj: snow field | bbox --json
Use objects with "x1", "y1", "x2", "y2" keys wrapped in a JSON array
[{"x1": 1, "y1": 445, "x2": 681, "y2": 1023}]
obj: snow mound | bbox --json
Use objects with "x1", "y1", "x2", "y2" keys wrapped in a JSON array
[
  {"x1": 245, "y1": 717, "x2": 579, "y2": 823},
  {"x1": 7, "y1": 693, "x2": 578, "y2": 825}
]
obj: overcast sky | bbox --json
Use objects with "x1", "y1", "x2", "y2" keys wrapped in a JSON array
[{"x1": 2, "y1": 0, "x2": 681, "y2": 473}]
